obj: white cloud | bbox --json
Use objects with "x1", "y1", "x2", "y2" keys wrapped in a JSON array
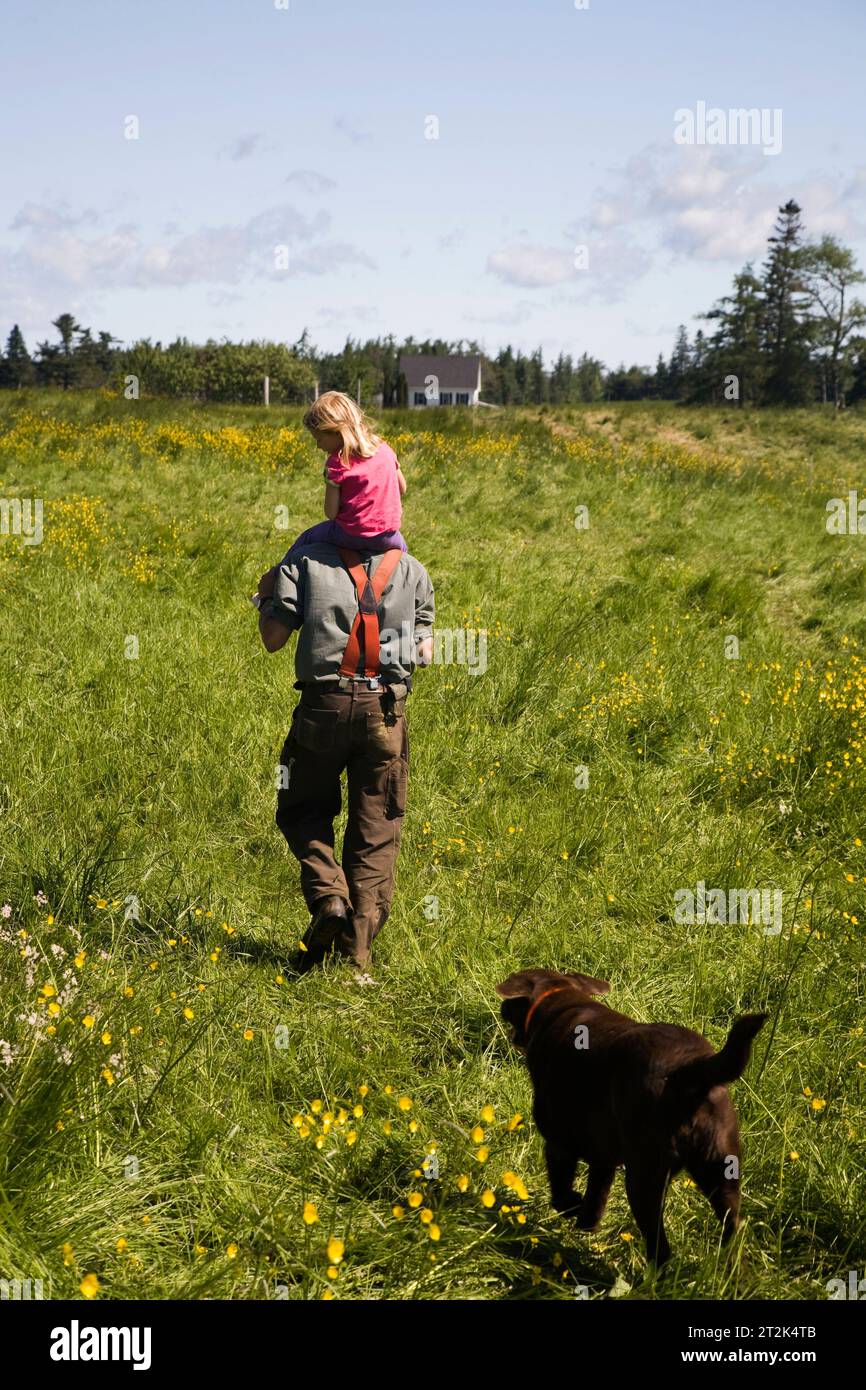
[
  {"x1": 585, "y1": 144, "x2": 866, "y2": 264},
  {"x1": 487, "y1": 244, "x2": 576, "y2": 288},
  {"x1": 662, "y1": 202, "x2": 777, "y2": 261},
  {"x1": 487, "y1": 232, "x2": 652, "y2": 303},
  {"x1": 285, "y1": 169, "x2": 337, "y2": 194},
  {"x1": 10, "y1": 202, "x2": 98, "y2": 232},
  {"x1": 1, "y1": 202, "x2": 374, "y2": 297},
  {"x1": 17, "y1": 227, "x2": 140, "y2": 285}
]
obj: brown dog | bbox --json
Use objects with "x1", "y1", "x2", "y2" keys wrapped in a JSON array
[{"x1": 496, "y1": 968, "x2": 767, "y2": 1264}]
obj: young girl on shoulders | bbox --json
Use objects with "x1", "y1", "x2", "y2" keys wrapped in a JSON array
[{"x1": 285, "y1": 391, "x2": 407, "y2": 557}]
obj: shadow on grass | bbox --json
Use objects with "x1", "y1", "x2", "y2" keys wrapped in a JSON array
[
  {"x1": 774, "y1": 1189, "x2": 866, "y2": 1270},
  {"x1": 216, "y1": 928, "x2": 298, "y2": 971}
]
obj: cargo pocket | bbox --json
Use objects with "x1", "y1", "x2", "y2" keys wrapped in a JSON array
[
  {"x1": 294, "y1": 707, "x2": 340, "y2": 753},
  {"x1": 385, "y1": 755, "x2": 408, "y2": 818},
  {"x1": 367, "y1": 709, "x2": 404, "y2": 758}
]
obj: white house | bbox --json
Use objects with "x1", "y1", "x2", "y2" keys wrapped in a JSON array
[{"x1": 399, "y1": 353, "x2": 482, "y2": 407}]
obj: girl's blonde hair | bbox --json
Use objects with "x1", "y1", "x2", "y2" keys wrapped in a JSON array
[{"x1": 303, "y1": 391, "x2": 382, "y2": 468}]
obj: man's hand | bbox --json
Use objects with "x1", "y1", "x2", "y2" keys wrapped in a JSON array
[
  {"x1": 416, "y1": 635, "x2": 433, "y2": 666},
  {"x1": 259, "y1": 610, "x2": 291, "y2": 651},
  {"x1": 257, "y1": 566, "x2": 277, "y2": 598}
]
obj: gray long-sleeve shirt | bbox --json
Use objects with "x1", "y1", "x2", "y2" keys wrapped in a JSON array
[{"x1": 263, "y1": 543, "x2": 435, "y2": 684}]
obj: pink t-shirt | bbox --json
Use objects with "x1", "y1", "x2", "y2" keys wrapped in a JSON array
[{"x1": 327, "y1": 441, "x2": 402, "y2": 537}]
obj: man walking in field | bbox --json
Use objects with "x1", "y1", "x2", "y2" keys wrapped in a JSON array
[{"x1": 255, "y1": 542, "x2": 434, "y2": 976}]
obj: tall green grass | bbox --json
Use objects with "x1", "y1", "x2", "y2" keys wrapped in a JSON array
[{"x1": 0, "y1": 392, "x2": 863, "y2": 1300}]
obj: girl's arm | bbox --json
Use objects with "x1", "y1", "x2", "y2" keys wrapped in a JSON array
[
  {"x1": 324, "y1": 480, "x2": 341, "y2": 520},
  {"x1": 396, "y1": 462, "x2": 407, "y2": 497}
]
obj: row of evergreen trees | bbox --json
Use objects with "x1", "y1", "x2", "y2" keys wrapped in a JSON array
[{"x1": 2, "y1": 201, "x2": 864, "y2": 407}]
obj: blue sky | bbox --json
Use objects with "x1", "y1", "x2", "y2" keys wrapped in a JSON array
[{"x1": 1, "y1": 0, "x2": 864, "y2": 369}]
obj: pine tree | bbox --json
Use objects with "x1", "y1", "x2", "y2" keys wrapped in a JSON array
[
  {"x1": 53, "y1": 312, "x2": 83, "y2": 389},
  {"x1": 575, "y1": 353, "x2": 604, "y2": 402},
  {"x1": 667, "y1": 326, "x2": 692, "y2": 399},
  {"x1": 548, "y1": 352, "x2": 572, "y2": 405},
  {"x1": 1, "y1": 324, "x2": 34, "y2": 387},
  {"x1": 760, "y1": 201, "x2": 813, "y2": 404},
  {"x1": 36, "y1": 313, "x2": 84, "y2": 389},
  {"x1": 653, "y1": 352, "x2": 669, "y2": 398},
  {"x1": 698, "y1": 265, "x2": 765, "y2": 405},
  {"x1": 528, "y1": 347, "x2": 547, "y2": 404},
  {"x1": 513, "y1": 351, "x2": 528, "y2": 405},
  {"x1": 496, "y1": 347, "x2": 518, "y2": 405}
]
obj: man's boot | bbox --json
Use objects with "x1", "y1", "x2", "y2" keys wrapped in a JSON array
[{"x1": 294, "y1": 894, "x2": 351, "y2": 973}]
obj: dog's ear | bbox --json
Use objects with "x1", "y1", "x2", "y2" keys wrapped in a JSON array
[
  {"x1": 564, "y1": 972, "x2": 610, "y2": 996},
  {"x1": 496, "y1": 972, "x2": 552, "y2": 1050},
  {"x1": 495, "y1": 970, "x2": 547, "y2": 1000},
  {"x1": 498, "y1": 993, "x2": 532, "y2": 1047}
]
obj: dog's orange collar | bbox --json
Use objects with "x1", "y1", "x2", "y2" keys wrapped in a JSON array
[{"x1": 524, "y1": 986, "x2": 567, "y2": 1034}]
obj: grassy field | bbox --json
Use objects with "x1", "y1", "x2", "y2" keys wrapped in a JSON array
[{"x1": 1, "y1": 390, "x2": 865, "y2": 1301}]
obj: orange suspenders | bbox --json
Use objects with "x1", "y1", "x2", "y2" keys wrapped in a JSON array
[{"x1": 338, "y1": 548, "x2": 402, "y2": 678}]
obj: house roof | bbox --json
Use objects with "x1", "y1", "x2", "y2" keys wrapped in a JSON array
[{"x1": 399, "y1": 354, "x2": 481, "y2": 390}]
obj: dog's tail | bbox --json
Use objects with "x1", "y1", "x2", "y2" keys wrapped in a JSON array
[{"x1": 667, "y1": 1013, "x2": 768, "y2": 1108}]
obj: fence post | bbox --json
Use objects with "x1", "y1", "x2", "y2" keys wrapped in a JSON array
[{"x1": 263, "y1": 375, "x2": 270, "y2": 407}]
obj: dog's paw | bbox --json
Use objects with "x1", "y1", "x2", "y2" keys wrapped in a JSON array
[
  {"x1": 551, "y1": 1190, "x2": 581, "y2": 1216},
  {"x1": 560, "y1": 1193, "x2": 604, "y2": 1231},
  {"x1": 572, "y1": 1206, "x2": 603, "y2": 1232}
]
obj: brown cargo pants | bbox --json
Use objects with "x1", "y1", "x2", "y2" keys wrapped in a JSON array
[{"x1": 275, "y1": 682, "x2": 409, "y2": 966}]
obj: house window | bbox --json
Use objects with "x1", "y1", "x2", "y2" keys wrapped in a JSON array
[
  {"x1": 456, "y1": 392, "x2": 470, "y2": 405},
  {"x1": 439, "y1": 392, "x2": 453, "y2": 405},
  {"x1": 413, "y1": 392, "x2": 427, "y2": 406}
]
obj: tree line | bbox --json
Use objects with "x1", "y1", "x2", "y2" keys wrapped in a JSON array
[{"x1": 2, "y1": 201, "x2": 864, "y2": 408}]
